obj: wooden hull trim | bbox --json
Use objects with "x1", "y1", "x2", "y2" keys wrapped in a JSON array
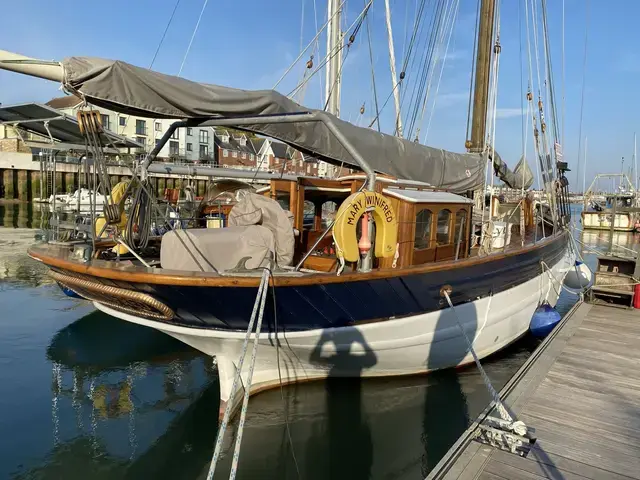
[{"x1": 28, "y1": 230, "x2": 570, "y2": 287}]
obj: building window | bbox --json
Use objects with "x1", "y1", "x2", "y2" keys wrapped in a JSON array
[
  {"x1": 232, "y1": 151, "x2": 238, "y2": 158},
  {"x1": 223, "y1": 149, "x2": 228, "y2": 157},
  {"x1": 436, "y1": 209, "x2": 451, "y2": 245},
  {"x1": 119, "y1": 116, "x2": 126, "y2": 127},
  {"x1": 100, "y1": 114, "x2": 110, "y2": 130},
  {"x1": 155, "y1": 122, "x2": 162, "y2": 132},
  {"x1": 306, "y1": 165, "x2": 310, "y2": 174},
  {"x1": 135, "y1": 119, "x2": 146, "y2": 135},
  {"x1": 250, "y1": 154, "x2": 254, "y2": 161},
  {"x1": 187, "y1": 143, "x2": 193, "y2": 152},
  {"x1": 199, "y1": 130, "x2": 208, "y2": 143},
  {"x1": 155, "y1": 139, "x2": 161, "y2": 146},
  {"x1": 241, "y1": 152, "x2": 246, "y2": 159},
  {"x1": 187, "y1": 127, "x2": 193, "y2": 136},
  {"x1": 169, "y1": 141, "x2": 179, "y2": 156},
  {"x1": 414, "y1": 209, "x2": 432, "y2": 250},
  {"x1": 299, "y1": 159, "x2": 303, "y2": 167},
  {"x1": 199, "y1": 144, "x2": 209, "y2": 157},
  {"x1": 171, "y1": 129, "x2": 179, "y2": 140},
  {"x1": 135, "y1": 136, "x2": 146, "y2": 147}
]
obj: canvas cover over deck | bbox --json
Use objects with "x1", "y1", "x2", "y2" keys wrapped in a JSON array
[{"x1": 60, "y1": 56, "x2": 530, "y2": 193}]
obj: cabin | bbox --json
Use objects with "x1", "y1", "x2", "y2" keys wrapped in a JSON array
[{"x1": 195, "y1": 174, "x2": 474, "y2": 273}]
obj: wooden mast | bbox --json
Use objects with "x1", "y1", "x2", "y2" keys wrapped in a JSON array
[{"x1": 467, "y1": 0, "x2": 496, "y2": 153}]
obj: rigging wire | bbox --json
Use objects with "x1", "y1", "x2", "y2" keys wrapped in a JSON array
[
  {"x1": 178, "y1": 0, "x2": 210, "y2": 76},
  {"x1": 420, "y1": 0, "x2": 461, "y2": 143},
  {"x1": 312, "y1": 0, "x2": 324, "y2": 101},
  {"x1": 576, "y1": 0, "x2": 590, "y2": 192},
  {"x1": 524, "y1": 0, "x2": 543, "y2": 190},
  {"x1": 273, "y1": 0, "x2": 345, "y2": 90},
  {"x1": 300, "y1": 0, "x2": 306, "y2": 53},
  {"x1": 270, "y1": 272, "x2": 302, "y2": 479},
  {"x1": 364, "y1": 0, "x2": 381, "y2": 131},
  {"x1": 288, "y1": 1, "x2": 372, "y2": 98},
  {"x1": 149, "y1": 0, "x2": 182, "y2": 70},
  {"x1": 403, "y1": 0, "x2": 449, "y2": 140},
  {"x1": 561, "y1": 0, "x2": 565, "y2": 150},
  {"x1": 323, "y1": 6, "x2": 369, "y2": 111}
]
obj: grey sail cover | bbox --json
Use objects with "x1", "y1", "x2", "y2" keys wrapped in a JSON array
[
  {"x1": 493, "y1": 154, "x2": 534, "y2": 190},
  {"x1": 61, "y1": 56, "x2": 521, "y2": 193}
]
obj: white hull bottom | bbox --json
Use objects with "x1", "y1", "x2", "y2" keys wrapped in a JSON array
[{"x1": 94, "y1": 249, "x2": 573, "y2": 413}]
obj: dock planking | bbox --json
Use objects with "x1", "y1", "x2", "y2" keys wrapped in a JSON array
[{"x1": 427, "y1": 302, "x2": 640, "y2": 480}]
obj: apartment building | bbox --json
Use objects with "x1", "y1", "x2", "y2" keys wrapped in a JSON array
[{"x1": 44, "y1": 95, "x2": 342, "y2": 177}]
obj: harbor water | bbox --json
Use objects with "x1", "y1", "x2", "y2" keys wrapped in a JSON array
[{"x1": 0, "y1": 202, "x2": 609, "y2": 479}]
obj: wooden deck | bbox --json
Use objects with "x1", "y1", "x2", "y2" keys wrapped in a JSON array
[{"x1": 427, "y1": 301, "x2": 640, "y2": 480}]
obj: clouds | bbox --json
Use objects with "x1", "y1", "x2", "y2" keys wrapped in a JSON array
[
  {"x1": 495, "y1": 108, "x2": 526, "y2": 119},
  {"x1": 614, "y1": 52, "x2": 640, "y2": 73}
]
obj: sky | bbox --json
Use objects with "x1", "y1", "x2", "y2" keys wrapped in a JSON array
[{"x1": 0, "y1": 0, "x2": 638, "y2": 190}]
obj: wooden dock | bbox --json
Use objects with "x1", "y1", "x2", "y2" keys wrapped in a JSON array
[{"x1": 427, "y1": 301, "x2": 640, "y2": 480}]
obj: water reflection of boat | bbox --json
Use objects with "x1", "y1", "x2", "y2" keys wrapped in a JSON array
[
  {"x1": 28, "y1": 312, "x2": 219, "y2": 478},
  {"x1": 47, "y1": 311, "x2": 198, "y2": 373},
  {"x1": 580, "y1": 229, "x2": 639, "y2": 251},
  {"x1": 15, "y1": 381, "x2": 220, "y2": 480}
]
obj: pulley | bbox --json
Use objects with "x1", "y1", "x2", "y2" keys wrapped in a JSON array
[{"x1": 306, "y1": 55, "x2": 314, "y2": 69}]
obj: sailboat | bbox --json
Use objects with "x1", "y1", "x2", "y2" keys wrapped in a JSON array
[{"x1": 0, "y1": 0, "x2": 574, "y2": 416}]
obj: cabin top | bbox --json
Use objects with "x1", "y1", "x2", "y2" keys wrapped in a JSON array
[{"x1": 382, "y1": 188, "x2": 473, "y2": 204}]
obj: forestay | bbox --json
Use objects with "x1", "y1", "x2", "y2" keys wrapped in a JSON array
[{"x1": 62, "y1": 56, "x2": 523, "y2": 193}]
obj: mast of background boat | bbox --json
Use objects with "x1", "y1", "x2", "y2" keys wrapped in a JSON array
[
  {"x1": 582, "y1": 136, "x2": 588, "y2": 195},
  {"x1": 384, "y1": 0, "x2": 403, "y2": 137},
  {"x1": 634, "y1": 133, "x2": 637, "y2": 190}
]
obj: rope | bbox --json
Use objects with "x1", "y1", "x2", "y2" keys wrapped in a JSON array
[
  {"x1": 575, "y1": 0, "x2": 590, "y2": 190},
  {"x1": 178, "y1": 0, "x2": 210, "y2": 76},
  {"x1": 270, "y1": 271, "x2": 302, "y2": 478},
  {"x1": 442, "y1": 290, "x2": 524, "y2": 433},
  {"x1": 273, "y1": 0, "x2": 345, "y2": 90},
  {"x1": 150, "y1": 0, "x2": 181, "y2": 69},
  {"x1": 207, "y1": 268, "x2": 271, "y2": 480},
  {"x1": 421, "y1": 0, "x2": 461, "y2": 143},
  {"x1": 364, "y1": 0, "x2": 381, "y2": 132}
]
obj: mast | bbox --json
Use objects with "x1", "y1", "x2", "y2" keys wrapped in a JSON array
[
  {"x1": 325, "y1": 0, "x2": 342, "y2": 118},
  {"x1": 467, "y1": 0, "x2": 496, "y2": 153},
  {"x1": 323, "y1": 0, "x2": 342, "y2": 178},
  {"x1": 384, "y1": 0, "x2": 403, "y2": 137}
]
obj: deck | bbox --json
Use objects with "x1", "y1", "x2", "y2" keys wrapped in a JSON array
[{"x1": 427, "y1": 301, "x2": 640, "y2": 480}]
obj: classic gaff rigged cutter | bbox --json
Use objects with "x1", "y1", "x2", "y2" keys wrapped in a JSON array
[{"x1": 0, "y1": 0, "x2": 573, "y2": 414}]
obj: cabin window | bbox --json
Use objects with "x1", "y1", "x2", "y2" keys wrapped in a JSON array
[
  {"x1": 414, "y1": 209, "x2": 432, "y2": 250},
  {"x1": 436, "y1": 209, "x2": 451, "y2": 244},
  {"x1": 454, "y1": 210, "x2": 466, "y2": 243}
]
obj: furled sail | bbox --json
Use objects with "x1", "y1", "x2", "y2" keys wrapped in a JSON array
[
  {"x1": 60, "y1": 56, "x2": 523, "y2": 193},
  {"x1": 492, "y1": 154, "x2": 535, "y2": 190}
]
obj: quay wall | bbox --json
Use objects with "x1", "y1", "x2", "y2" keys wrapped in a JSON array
[{"x1": 0, "y1": 152, "x2": 266, "y2": 201}]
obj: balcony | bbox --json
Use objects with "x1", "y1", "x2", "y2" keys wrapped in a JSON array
[{"x1": 135, "y1": 125, "x2": 148, "y2": 136}]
